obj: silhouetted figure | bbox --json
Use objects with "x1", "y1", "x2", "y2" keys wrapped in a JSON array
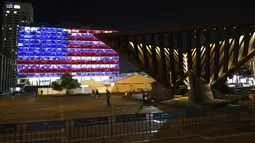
[
  {"x1": 106, "y1": 89, "x2": 111, "y2": 106},
  {"x1": 35, "y1": 90, "x2": 38, "y2": 98},
  {"x1": 0, "y1": 91, "x2": 2, "y2": 100},
  {"x1": 12, "y1": 91, "x2": 15, "y2": 99},
  {"x1": 95, "y1": 89, "x2": 99, "y2": 98},
  {"x1": 129, "y1": 90, "x2": 132, "y2": 96},
  {"x1": 41, "y1": 90, "x2": 43, "y2": 95},
  {"x1": 142, "y1": 93, "x2": 146, "y2": 100},
  {"x1": 91, "y1": 89, "x2": 95, "y2": 99},
  {"x1": 141, "y1": 89, "x2": 146, "y2": 100}
]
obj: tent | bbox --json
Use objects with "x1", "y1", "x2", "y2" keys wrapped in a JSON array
[
  {"x1": 116, "y1": 74, "x2": 155, "y2": 84},
  {"x1": 81, "y1": 80, "x2": 105, "y2": 87},
  {"x1": 80, "y1": 80, "x2": 107, "y2": 93},
  {"x1": 102, "y1": 74, "x2": 155, "y2": 93}
]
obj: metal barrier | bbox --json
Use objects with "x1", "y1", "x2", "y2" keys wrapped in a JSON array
[{"x1": 0, "y1": 105, "x2": 253, "y2": 143}]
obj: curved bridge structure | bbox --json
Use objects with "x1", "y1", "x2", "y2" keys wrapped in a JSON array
[{"x1": 96, "y1": 23, "x2": 255, "y2": 94}]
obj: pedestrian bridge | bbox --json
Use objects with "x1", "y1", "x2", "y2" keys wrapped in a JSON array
[{"x1": 96, "y1": 22, "x2": 255, "y2": 94}]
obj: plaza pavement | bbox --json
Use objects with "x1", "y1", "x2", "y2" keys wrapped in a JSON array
[
  {"x1": 80, "y1": 123, "x2": 255, "y2": 143},
  {"x1": 1, "y1": 94, "x2": 255, "y2": 143},
  {"x1": 0, "y1": 94, "x2": 162, "y2": 123}
]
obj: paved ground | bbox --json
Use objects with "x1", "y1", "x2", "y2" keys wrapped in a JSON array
[
  {"x1": 0, "y1": 94, "x2": 162, "y2": 123},
  {"x1": 146, "y1": 129, "x2": 255, "y2": 143},
  {"x1": 1, "y1": 94, "x2": 255, "y2": 143},
  {"x1": 78, "y1": 123, "x2": 255, "y2": 143}
]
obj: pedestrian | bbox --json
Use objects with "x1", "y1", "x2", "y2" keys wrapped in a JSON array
[
  {"x1": 125, "y1": 91, "x2": 128, "y2": 96},
  {"x1": 142, "y1": 93, "x2": 146, "y2": 100},
  {"x1": 129, "y1": 90, "x2": 132, "y2": 96},
  {"x1": 0, "y1": 90, "x2": 2, "y2": 100},
  {"x1": 12, "y1": 91, "x2": 15, "y2": 100},
  {"x1": 35, "y1": 90, "x2": 38, "y2": 98},
  {"x1": 106, "y1": 89, "x2": 111, "y2": 106},
  {"x1": 41, "y1": 90, "x2": 43, "y2": 95},
  {"x1": 141, "y1": 89, "x2": 146, "y2": 100},
  {"x1": 95, "y1": 89, "x2": 99, "y2": 99},
  {"x1": 91, "y1": 89, "x2": 95, "y2": 99}
]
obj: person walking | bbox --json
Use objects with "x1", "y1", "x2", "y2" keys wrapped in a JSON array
[
  {"x1": 12, "y1": 91, "x2": 15, "y2": 100},
  {"x1": 95, "y1": 89, "x2": 99, "y2": 99},
  {"x1": 129, "y1": 90, "x2": 132, "y2": 96},
  {"x1": 35, "y1": 90, "x2": 38, "y2": 98},
  {"x1": 91, "y1": 89, "x2": 95, "y2": 100},
  {"x1": 40, "y1": 90, "x2": 43, "y2": 95},
  {"x1": 106, "y1": 89, "x2": 111, "y2": 106},
  {"x1": 142, "y1": 89, "x2": 146, "y2": 100},
  {"x1": 0, "y1": 91, "x2": 2, "y2": 100}
]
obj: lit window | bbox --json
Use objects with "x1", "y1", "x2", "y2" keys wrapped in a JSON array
[
  {"x1": 17, "y1": 25, "x2": 19, "y2": 27},
  {"x1": 5, "y1": 14, "x2": 7, "y2": 16},
  {"x1": 14, "y1": 11, "x2": 17, "y2": 14},
  {"x1": 6, "y1": 11, "x2": 10, "y2": 13},
  {"x1": 9, "y1": 27, "x2": 12, "y2": 30},
  {"x1": 4, "y1": 38, "x2": 6, "y2": 40},
  {"x1": 6, "y1": 4, "x2": 13, "y2": 8},
  {"x1": 14, "y1": 5, "x2": 20, "y2": 9}
]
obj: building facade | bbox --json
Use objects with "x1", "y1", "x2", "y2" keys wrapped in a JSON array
[
  {"x1": 1, "y1": 2, "x2": 34, "y2": 55},
  {"x1": 17, "y1": 26, "x2": 119, "y2": 85},
  {"x1": 0, "y1": 52, "x2": 16, "y2": 93},
  {"x1": 0, "y1": 2, "x2": 34, "y2": 90}
]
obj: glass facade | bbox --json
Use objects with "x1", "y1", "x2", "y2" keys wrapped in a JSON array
[{"x1": 17, "y1": 26, "x2": 119, "y2": 78}]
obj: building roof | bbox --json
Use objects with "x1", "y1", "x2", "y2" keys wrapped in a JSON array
[
  {"x1": 101, "y1": 76, "x2": 132, "y2": 84},
  {"x1": 80, "y1": 80, "x2": 105, "y2": 87},
  {"x1": 101, "y1": 74, "x2": 155, "y2": 84},
  {"x1": 96, "y1": 20, "x2": 255, "y2": 37}
]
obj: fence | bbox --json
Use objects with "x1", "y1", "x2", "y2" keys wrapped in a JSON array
[{"x1": 0, "y1": 105, "x2": 254, "y2": 143}]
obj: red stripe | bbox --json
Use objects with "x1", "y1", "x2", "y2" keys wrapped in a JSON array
[
  {"x1": 66, "y1": 52, "x2": 118, "y2": 56},
  {"x1": 20, "y1": 68, "x2": 119, "y2": 73},
  {"x1": 17, "y1": 60, "x2": 119, "y2": 65},
  {"x1": 67, "y1": 44, "x2": 110, "y2": 49},
  {"x1": 68, "y1": 29, "x2": 117, "y2": 34},
  {"x1": 68, "y1": 36, "x2": 100, "y2": 41}
]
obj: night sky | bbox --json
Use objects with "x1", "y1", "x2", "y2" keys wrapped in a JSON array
[{"x1": 2, "y1": 0, "x2": 255, "y2": 72}]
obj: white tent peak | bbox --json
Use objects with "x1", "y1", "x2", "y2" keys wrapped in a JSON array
[{"x1": 80, "y1": 79, "x2": 105, "y2": 87}]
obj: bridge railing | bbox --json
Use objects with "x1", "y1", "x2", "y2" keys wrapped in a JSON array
[{"x1": 0, "y1": 105, "x2": 254, "y2": 143}]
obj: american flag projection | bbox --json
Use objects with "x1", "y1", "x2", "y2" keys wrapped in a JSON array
[{"x1": 17, "y1": 26, "x2": 119, "y2": 78}]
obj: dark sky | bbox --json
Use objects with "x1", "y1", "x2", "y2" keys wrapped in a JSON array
[
  {"x1": 14, "y1": 0, "x2": 255, "y2": 30},
  {"x1": 2, "y1": 0, "x2": 255, "y2": 73}
]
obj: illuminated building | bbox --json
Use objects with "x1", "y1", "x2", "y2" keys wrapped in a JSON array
[
  {"x1": 17, "y1": 26, "x2": 119, "y2": 85},
  {"x1": 1, "y1": 2, "x2": 34, "y2": 57},
  {"x1": 0, "y1": 2, "x2": 33, "y2": 90}
]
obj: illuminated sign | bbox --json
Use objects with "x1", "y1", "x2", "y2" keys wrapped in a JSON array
[
  {"x1": 14, "y1": 5, "x2": 20, "y2": 9},
  {"x1": 6, "y1": 4, "x2": 13, "y2": 8},
  {"x1": 17, "y1": 26, "x2": 119, "y2": 77}
]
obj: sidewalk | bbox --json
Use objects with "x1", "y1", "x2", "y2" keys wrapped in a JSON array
[{"x1": 79, "y1": 122, "x2": 255, "y2": 143}]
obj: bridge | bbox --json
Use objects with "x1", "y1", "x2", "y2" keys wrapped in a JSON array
[{"x1": 96, "y1": 22, "x2": 255, "y2": 95}]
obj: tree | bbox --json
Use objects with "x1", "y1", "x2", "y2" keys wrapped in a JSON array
[
  {"x1": 52, "y1": 80, "x2": 63, "y2": 91},
  {"x1": 51, "y1": 73, "x2": 80, "y2": 95}
]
